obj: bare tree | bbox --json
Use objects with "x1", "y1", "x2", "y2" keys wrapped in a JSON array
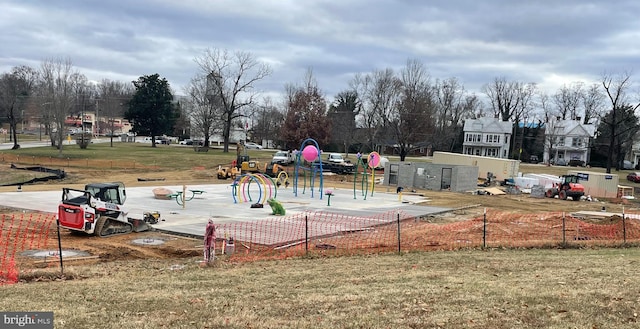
[
  {"x1": 183, "y1": 75, "x2": 223, "y2": 147},
  {"x1": 251, "y1": 98, "x2": 284, "y2": 148},
  {"x1": 193, "y1": 48, "x2": 272, "y2": 152},
  {"x1": 328, "y1": 90, "x2": 359, "y2": 155},
  {"x1": 512, "y1": 82, "x2": 537, "y2": 159},
  {"x1": 40, "y1": 58, "x2": 77, "y2": 154},
  {"x1": 69, "y1": 73, "x2": 93, "y2": 148},
  {"x1": 386, "y1": 59, "x2": 435, "y2": 161},
  {"x1": 553, "y1": 82, "x2": 584, "y2": 120},
  {"x1": 482, "y1": 77, "x2": 523, "y2": 122},
  {"x1": 98, "y1": 79, "x2": 133, "y2": 146},
  {"x1": 483, "y1": 77, "x2": 535, "y2": 158},
  {"x1": 0, "y1": 65, "x2": 38, "y2": 149},
  {"x1": 280, "y1": 69, "x2": 331, "y2": 149},
  {"x1": 462, "y1": 94, "x2": 482, "y2": 119},
  {"x1": 582, "y1": 83, "x2": 605, "y2": 124},
  {"x1": 600, "y1": 72, "x2": 640, "y2": 173},
  {"x1": 543, "y1": 115, "x2": 565, "y2": 165},
  {"x1": 434, "y1": 77, "x2": 474, "y2": 151},
  {"x1": 352, "y1": 68, "x2": 399, "y2": 153}
]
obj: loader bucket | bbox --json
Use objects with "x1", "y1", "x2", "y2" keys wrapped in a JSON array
[{"x1": 129, "y1": 218, "x2": 154, "y2": 232}]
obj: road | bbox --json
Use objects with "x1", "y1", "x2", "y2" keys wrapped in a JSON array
[{"x1": 0, "y1": 138, "x2": 111, "y2": 150}]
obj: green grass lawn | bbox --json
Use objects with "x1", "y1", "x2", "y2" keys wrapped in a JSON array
[
  {"x1": 3, "y1": 249, "x2": 640, "y2": 328},
  {"x1": 0, "y1": 142, "x2": 272, "y2": 171},
  {"x1": 2, "y1": 142, "x2": 640, "y2": 328}
]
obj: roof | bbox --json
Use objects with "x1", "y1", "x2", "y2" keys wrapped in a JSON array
[
  {"x1": 546, "y1": 120, "x2": 595, "y2": 137},
  {"x1": 464, "y1": 117, "x2": 512, "y2": 134}
]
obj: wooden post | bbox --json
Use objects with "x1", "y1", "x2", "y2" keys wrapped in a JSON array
[
  {"x1": 482, "y1": 208, "x2": 487, "y2": 249},
  {"x1": 623, "y1": 207, "x2": 627, "y2": 244},
  {"x1": 182, "y1": 185, "x2": 186, "y2": 209},
  {"x1": 562, "y1": 212, "x2": 566, "y2": 246},
  {"x1": 397, "y1": 213, "x2": 401, "y2": 253}
]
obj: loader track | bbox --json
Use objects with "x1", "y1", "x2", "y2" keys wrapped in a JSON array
[{"x1": 96, "y1": 216, "x2": 133, "y2": 237}]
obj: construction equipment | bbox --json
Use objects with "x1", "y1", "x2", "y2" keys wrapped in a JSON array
[
  {"x1": 217, "y1": 155, "x2": 286, "y2": 179},
  {"x1": 57, "y1": 182, "x2": 156, "y2": 237},
  {"x1": 217, "y1": 165, "x2": 241, "y2": 179},
  {"x1": 217, "y1": 155, "x2": 249, "y2": 180},
  {"x1": 545, "y1": 175, "x2": 585, "y2": 201},
  {"x1": 478, "y1": 172, "x2": 495, "y2": 187}
]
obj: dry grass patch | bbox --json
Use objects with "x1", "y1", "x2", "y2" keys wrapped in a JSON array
[{"x1": 2, "y1": 249, "x2": 640, "y2": 328}]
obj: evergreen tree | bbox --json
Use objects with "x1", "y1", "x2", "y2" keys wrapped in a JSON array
[{"x1": 125, "y1": 74, "x2": 177, "y2": 147}]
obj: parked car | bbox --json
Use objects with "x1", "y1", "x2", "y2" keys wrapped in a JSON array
[
  {"x1": 244, "y1": 142, "x2": 262, "y2": 149},
  {"x1": 552, "y1": 159, "x2": 567, "y2": 166},
  {"x1": 627, "y1": 172, "x2": 640, "y2": 183},
  {"x1": 623, "y1": 160, "x2": 634, "y2": 170},
  {"x1": 568, "y1": 159, "x2": 585, "y2": 167},
  {"x1": 179, "y1": 139, "x2": 193, "y2": 145},
  {"x1": 272, "y1": 150, "x2": 294, "y2": 165},
  {"x1": 327, "y1": 153, "x2": 345, "y2": 164}
]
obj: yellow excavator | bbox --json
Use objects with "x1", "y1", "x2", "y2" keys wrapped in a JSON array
[{"x1": 217, "y1": 155, "x2": 286, "y2": 179}]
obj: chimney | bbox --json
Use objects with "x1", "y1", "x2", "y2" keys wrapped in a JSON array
[{"x1": 576, "y1": 116, "x2": 581, "y2": 122}]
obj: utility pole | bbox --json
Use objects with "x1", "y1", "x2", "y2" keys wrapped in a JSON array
[{"x1": 95, "y1": 99, "x2": 99, "y2": 137}]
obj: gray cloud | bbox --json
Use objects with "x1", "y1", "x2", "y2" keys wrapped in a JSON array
[{"x1": 1, "y1": 0, "x2": 639, "y2": 100}]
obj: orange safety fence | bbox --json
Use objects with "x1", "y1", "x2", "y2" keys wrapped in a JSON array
[
  {"x1": 220, "y1": 209, "x2": 640, "y2": 261},
  {"x1": 4, "y1": 209, "x2": 640, "y2": 283},
  {"x1": 0, "y1": 213, "x2": 56, "y2": 285}
]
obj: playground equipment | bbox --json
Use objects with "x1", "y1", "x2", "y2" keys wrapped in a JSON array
[
  {"x1": 231, "y1": 173, "x2": 281, "y2": 205},
  {"x1": 350, "y1": 151, "x2": 383, "y2": 200},
  {"x1": 168, "y1": 188, "x2": 206, "y2": 206},
  {"x1": 292, "y1": 139, "x2": 325, "y2": 199},
  {"x1": 267, "y1": 198, "x2": 286, "y2": 215}
]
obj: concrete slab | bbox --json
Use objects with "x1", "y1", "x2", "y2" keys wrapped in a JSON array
[{"x1": 0, "y1": 184, "x2": 451, "y2": 246}]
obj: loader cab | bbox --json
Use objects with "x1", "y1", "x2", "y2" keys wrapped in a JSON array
[
  {"x1": 561, "y1": 175, "x2": 579, "y2": 185},
  {"x1": 235, "y1": 155, "x2": 250, "y2": 169},
  {"x1": 84, "y1": 182, "x2": 126, "y2": 205}
]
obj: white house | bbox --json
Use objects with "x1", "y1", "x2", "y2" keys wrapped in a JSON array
[
  {"x1": 462, "y1": 117, "x2": 512, "y2": 159},
  {"x1": 626, "y1": 140, "x2": 640, "y2": 169},
  {"x1": 207, "y1": 128, "x2": 247, "y2": 145},
  {"x1": 543, "y1": 119, "x2": 595, "y2": 164}
]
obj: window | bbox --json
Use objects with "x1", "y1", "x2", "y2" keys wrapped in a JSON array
[
  {"x1": 485, "y1": 148, "x2": 498, "y2": 157},
  {"x1": 485, "y1": 134, "x2": 500, "y2": 143},
  {"x1": 572, "y1": 137, "x2": 583, "y2": 147},
  {"x1": 466, "y1": 133, "x2": 483, "y2": 143},
  {"x1": 553, "y1": 136, "x2": 565, "y2": 146}
]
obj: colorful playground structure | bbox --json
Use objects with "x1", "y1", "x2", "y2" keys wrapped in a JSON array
[
  {"x1": 351, "y1": 151, "x2": 383, "y2": 200},
  {"x1": 231, "y1": 171, "x2": 289, "y2": 205},
  {"x1": 292, "y1": 138, "x2": 325, "y2": 199},
  {"x1": 231, "y1": 137, "x2": 388, "y2": 210}
]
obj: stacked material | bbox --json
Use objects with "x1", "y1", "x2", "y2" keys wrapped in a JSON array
[
  {"x1": 524, "y1": 173, "x2": 561, "y2": 188},
  {"x1": 530, "y1": 185, "x2": 546, "y2": 198},
  {"x1": 513, "y1": 177, "x2": 539, "y2": 189}
]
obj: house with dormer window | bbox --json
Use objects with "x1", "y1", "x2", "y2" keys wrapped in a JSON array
[
  {"x1": 462, "y1": 117, "x2": 512, "y2": 159},
  {"x1": 543, "y1": 118, "x2": 595, "y2": 165}
]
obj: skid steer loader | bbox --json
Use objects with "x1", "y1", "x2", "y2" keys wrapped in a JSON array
[{"x1": 57, "y1": 182, "x2": 157, "y2": 237}]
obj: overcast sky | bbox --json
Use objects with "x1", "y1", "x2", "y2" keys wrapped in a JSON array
[{"x1": 2, "y1": 0, "x2": 639, "y2": 104}]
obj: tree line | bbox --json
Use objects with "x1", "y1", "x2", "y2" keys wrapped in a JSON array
[{"x1": 1, "y1": 51, "x2": 638, "y2": 173}]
